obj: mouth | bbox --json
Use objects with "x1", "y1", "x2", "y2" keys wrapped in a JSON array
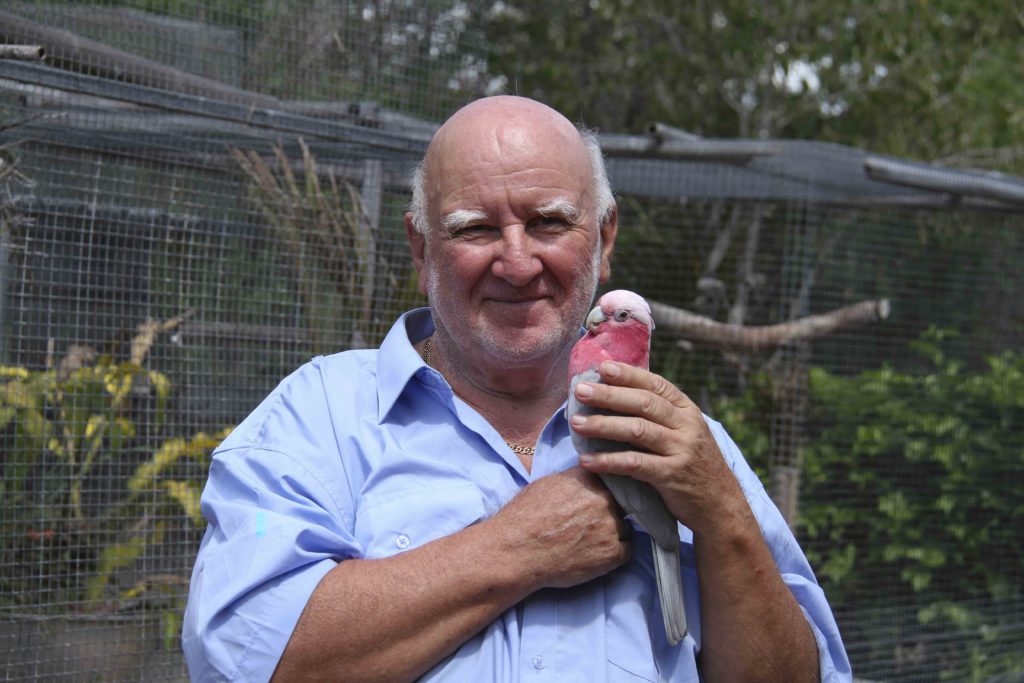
[
  {"x1": 490, "y1": 296, "x2": 547, "y2": 305},
  {"x1": 484, "y1": 291, "x2": 552, "y2": 305},
  {"x1": 480, "y1": 295, "x2": 554, "y2": 321}
]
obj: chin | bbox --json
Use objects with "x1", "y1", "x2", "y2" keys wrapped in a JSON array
[{"x1": 473, "y1": 323, "x2": 574, "y2": 365}]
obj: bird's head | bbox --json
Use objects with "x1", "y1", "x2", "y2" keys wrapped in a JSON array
[{"x1": 584, "y1": 289, "x2": 655, "y2": 334}]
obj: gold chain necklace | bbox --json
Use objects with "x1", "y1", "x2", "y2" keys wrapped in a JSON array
[
  {"x1": 420, "y1": 336, "x2": 536, "y2": 457},
  {"x1": 506, "y1": 442, "x2": 536, "y2": 456}
]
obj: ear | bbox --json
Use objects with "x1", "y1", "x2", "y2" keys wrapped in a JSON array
[
  {"x1": 404, "y1": 212, "x2": 429, "y2": 295},
  {"x1": 597, "y1": 205, "x2": 618, "y2": 284}
]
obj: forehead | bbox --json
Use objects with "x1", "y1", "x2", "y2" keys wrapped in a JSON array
[{"x1": 425, "y1": 110, "x2": 592, "y2": 215}]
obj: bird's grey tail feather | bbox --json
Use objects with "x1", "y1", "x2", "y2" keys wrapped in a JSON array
[{"x1": 653, "y1": 538, "x2": 687, "y2": 646}]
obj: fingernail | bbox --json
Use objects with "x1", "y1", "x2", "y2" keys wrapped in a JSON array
[
  {"x1": 601, "y1": 361, "x2": 620, "y2": 377},
  {"x1": 575, "y1": 383, "x2": 594, "y2": 398},
  {"x1": 570, "y1": 414, "x2": 587, "y2": 427},
  {"x1": 579, "y1": 453, "x2": 593, "y2": 464}
]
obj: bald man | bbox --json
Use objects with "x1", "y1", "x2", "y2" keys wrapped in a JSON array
[{"x1": 182, "y1": 96, "x2": 850, "y2": 683}]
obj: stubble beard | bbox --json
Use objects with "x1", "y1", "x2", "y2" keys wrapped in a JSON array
[{"x1": 426, "y1": 238, "x2": 603, "y2": 367}]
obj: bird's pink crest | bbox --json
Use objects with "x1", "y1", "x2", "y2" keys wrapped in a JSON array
[{"x1": 598, "y1": 290, "x2": 655, "y2": 331}]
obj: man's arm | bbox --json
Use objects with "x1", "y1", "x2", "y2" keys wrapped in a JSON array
[
  {"x1": 270, "y1": 467, "x2": 630, "y2": 683},
  {"x1": 689, "y1": 485, "x2": 820, "y2": 682},
  {"x1": 572, "y1": 361, "x2": 821, "y2": 683}
]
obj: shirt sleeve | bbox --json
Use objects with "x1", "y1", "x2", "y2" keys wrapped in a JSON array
[
  {"x1": 705, "y1": 417, "x2": 854, "y2": 683},
  {"x1": 182, "y1": 365, "x2": 362, "y2": 683}
]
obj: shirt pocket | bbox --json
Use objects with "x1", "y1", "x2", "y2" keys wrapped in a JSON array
[
  {"x1": 608, "y1": 659, "x2": 658, "y2": 682},
  {"x1": 605, "y1": 538, "x2": 701, "y2": 683},
  {"x1": 605, "y1": 561, "x2": 660, "y2": 682},
  {"x1": 355, "y1": 482, "x2": 489, "y2": 559}
]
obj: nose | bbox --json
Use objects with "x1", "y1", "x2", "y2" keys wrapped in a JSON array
[{"x1": 491, "y1": 226, "x2": 542, "y2": 286}]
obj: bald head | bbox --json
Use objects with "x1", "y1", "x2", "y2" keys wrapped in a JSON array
[{"x1": 409, "y1": 96, "x2": 614, "y2": 234}]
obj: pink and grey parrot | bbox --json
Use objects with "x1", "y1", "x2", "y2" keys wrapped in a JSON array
[{"x1": 567, "y1": 289, "x2": 687, "y2": 645}]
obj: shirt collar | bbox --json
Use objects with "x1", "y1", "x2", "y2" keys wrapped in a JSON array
[
  {"x1": 376, "y1": 307, "x2": 435, "y2": 423},
  {"x1": 375, "y1": 309, "x2": 586, "y2": 426}
]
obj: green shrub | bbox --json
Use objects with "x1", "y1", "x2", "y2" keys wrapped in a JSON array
[
  {"x1": 802, "y1": 329, "x2": 1024, "y2": 681},
  {"x1": 1, "y1": 340, "x2": 229, "y2": 646}
]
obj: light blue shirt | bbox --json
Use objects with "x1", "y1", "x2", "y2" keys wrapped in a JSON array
[{"x1": 182, "y1": 308, "x2": 851, "y2": 682}]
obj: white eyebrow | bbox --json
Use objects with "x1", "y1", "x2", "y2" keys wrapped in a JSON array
[
  {"x1": 440, "y1": 199, "x2": 582, "y2": 232},
  {"x1": 536, "y1": 198, "x2": 583, "y2": 224},
  {"x1": 441, "y1": 208, "x2": 489, "y2": 231}
]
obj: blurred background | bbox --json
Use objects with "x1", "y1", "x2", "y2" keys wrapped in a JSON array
[{"x1": 0, "y1": 2, "x2": 1021, "y2": 681}]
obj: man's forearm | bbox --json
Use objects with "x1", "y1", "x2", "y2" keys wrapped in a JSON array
[
  {"x1": 270, "y1": 468, "x2": 628, "y2": 682},
  {"x1": 694, "y1": 501, "x2": 820, "y2": 683},
  {"x1": 270, "y1": 519, "x2": 532, "y2": 683}
]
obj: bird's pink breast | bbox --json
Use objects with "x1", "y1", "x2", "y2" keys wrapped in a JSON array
[{"x1": 568, "y1": 320, "x2": 650, "y2": 379}]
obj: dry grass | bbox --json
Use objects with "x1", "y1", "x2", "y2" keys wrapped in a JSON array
[{"x1": 231, "y1": 139, "x2": 412, "y2": 351}]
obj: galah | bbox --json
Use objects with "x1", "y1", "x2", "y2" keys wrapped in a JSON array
[{"x1": 567, "y1": 289, "x2": 687, "y2": 645}]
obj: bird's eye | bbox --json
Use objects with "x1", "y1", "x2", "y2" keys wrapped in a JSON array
[{"x1": 613, "y1": 310, "x2": 630, "y2": 322}]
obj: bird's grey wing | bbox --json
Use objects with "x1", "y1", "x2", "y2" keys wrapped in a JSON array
[
  {"x1": 568, "y1": 370, "x2": 687, "y2": 644},
  {"x1": 600, "y1": 474, "x2": 680, "y2": 551}
]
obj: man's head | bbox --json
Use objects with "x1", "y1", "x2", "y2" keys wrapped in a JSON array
[
  {"x1": 404, "y1": 95, "x2": 618, "y2": 370},
  {"x1": 408, "y1": 121, "x2": 615, "y2": 237}
]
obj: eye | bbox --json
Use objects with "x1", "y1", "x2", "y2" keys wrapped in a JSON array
[
  {"x1": 452, "y1": 225, "x2": 497, "y2": 240},
  {"x1": 529, "y1": 215, "x2": 569, "y2": 233},
  {"x1": 613, "y1": 310, "x2": 630, "y2": 322}
]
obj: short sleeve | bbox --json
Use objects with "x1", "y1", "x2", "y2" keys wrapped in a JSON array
[{"x1": 182, "y1": 445, "x2": 360, "y2": 683}]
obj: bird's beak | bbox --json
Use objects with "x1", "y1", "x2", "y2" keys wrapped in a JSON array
[{"x1": 584, "y1": 305, "x2": 607, "y2": 332}]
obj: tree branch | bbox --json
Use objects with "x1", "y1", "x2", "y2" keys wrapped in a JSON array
[{"x1": 649, "y1": 298, "x2": 890, "y2": 354}]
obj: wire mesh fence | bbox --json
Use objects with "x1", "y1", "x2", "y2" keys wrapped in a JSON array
[{"x1": 1, "y1": 2, "x2": 1023, "y2": 682}]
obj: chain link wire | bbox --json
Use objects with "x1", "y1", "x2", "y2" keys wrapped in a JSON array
[{"x1": 1, "y1": 2, "x2": 1022, "y2": 681}]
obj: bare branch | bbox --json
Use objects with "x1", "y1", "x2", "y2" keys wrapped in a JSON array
[
  {"x1": 131, "y1": 309, "x2": 196, "y2": 365},
  {"x1": 727, "y1": 203, "x2": 766, "y2": 326},
  {"x1": 702, "y1": 201, "x2": 734, "y2": 277},
  {"x1": 650, "y1": 298, "x2": 890, "y2": 354}
]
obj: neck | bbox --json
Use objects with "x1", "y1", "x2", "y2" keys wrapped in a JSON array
[{"x1": 423, "y1": 331, "x2": 570, "y2": 455}]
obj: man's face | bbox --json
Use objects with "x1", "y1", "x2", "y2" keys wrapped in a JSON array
[{"x1": 409, "y1": 103, "x2": 616, "y2": 369}]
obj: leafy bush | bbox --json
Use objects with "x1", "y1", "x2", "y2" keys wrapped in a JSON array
[
  {"x1": 802, "y1": 329, "x2": 1024, "y2": 681},
  {"x1": 1, "y1": 336, "x2": 230, "y2": 645}
]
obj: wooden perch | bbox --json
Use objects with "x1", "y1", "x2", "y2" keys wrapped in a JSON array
[{"x1": 649, "y1": 298, "x2": 890, "y2": 353}]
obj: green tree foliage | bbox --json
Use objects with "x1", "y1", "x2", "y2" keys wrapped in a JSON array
[
  {"x1": 486, "y1": 1, "x2": 1024, "y2": 173},
  {"x1": 801, "y1": 329, "x2": 1024, "y2": 680}
]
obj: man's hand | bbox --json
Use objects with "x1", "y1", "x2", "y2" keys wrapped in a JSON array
[
  {"x1": 488, "y1": 466, "x2": 632, "y2": 591},
  {"x1": 271, "y1": 466, "x2": 632, "y2": 683},
  {"x1": 570, "y1": 360, "x2": 821, "y2": 682},
  {"x1": 569, "y1": 360, "x2": 748, "y2": 534}
]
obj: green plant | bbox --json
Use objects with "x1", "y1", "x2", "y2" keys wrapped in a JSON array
[
  {"x1": 801, "y1": 328, "x2": 1024, "y2": 681},
  {"x1": 86, "y1": 426, "x2": 230, "y2": 647},
  {"x1": 1, "y1": 320, "x2": 231, "y2": 647},
  {"x1": 702, "y1": 328, "x2": 1023, "y2": 680}
]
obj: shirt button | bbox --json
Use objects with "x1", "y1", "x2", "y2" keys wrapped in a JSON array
[
  {"x1": 395, "y1": 534, "x2": 410, "y2": 549},
  {"x1": 531, "y1": 655, "x2": 545, "y2": 669}
]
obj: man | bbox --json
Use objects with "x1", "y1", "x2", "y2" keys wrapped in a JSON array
[{"x1": 182, "y1": 96, "x2": 851, "y2": 682}]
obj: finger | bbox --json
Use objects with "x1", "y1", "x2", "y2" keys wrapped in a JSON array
[
  {"x1": 596, "y1": 362, "x2": 694, "y2": 410},
  {"x1": 573, "y1": 380, "x2": 684, "y2": 429},
  {"x1": 579, "y1": 449, "x2": 665, "y2": 486},
  {"x1": 570, "y1": 410, "x2": 684, "y2": 456}
]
